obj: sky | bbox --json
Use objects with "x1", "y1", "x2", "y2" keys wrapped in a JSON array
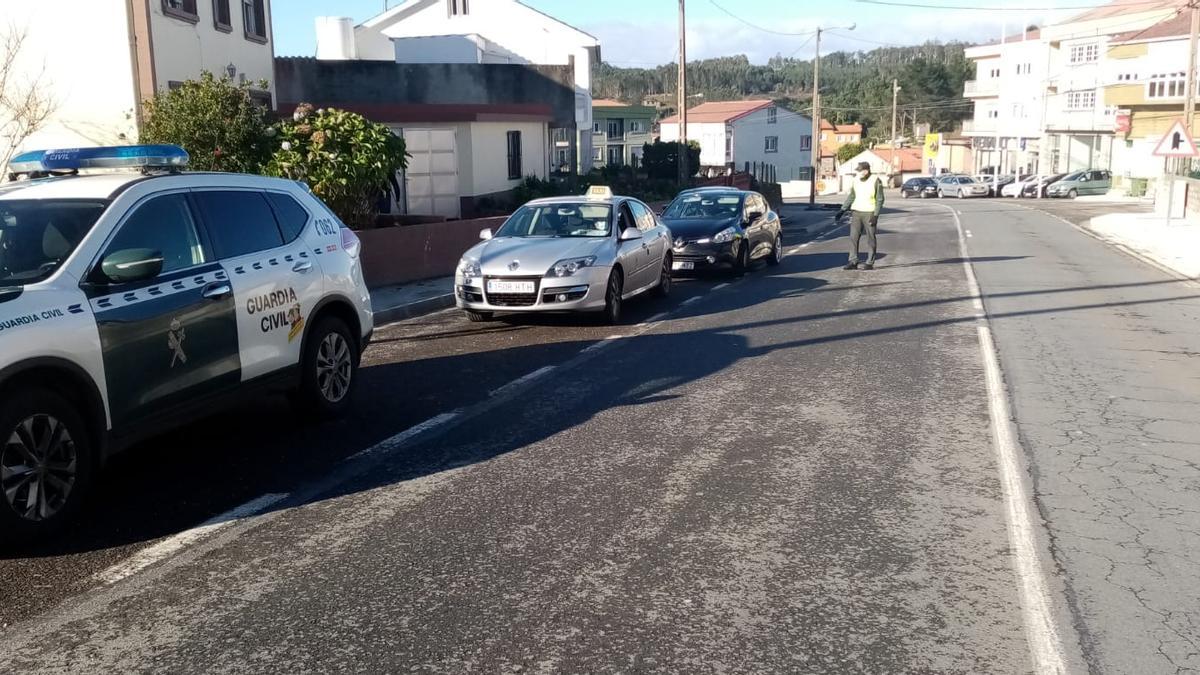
[{"x1": 272, "y1": 0, "x2": 1079, "y2": 65}]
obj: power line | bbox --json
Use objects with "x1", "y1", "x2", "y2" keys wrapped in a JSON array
[
  {"x1": 854, "y1": 0, "x2": 1170, "y2": 10},
  {"x1": 708, "y1": 0, "x2": 819, "y2": 37}
]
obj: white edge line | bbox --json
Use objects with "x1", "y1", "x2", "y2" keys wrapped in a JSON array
[
  {"x1": 940, "y1": 204, "x2": 1072, "y2": 674},
  {"x1": 682, "y1": 296, "x2": 702, "y2": 306},
  {"x1": 346, "y1": 411, "x2": 462, "y2": 462},
  {"x1": 96, "y1": 493, "x2": 287, "y2": 585},
  {"x1": 712, "y1": 283, "x2": 730, "y2": 291},
  {"x1": 488, "y1": 365, "x2": 556, "y2": 397}
]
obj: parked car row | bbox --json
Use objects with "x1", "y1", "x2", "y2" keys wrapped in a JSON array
[
  {"x1": 455, "y1": 185, "x2": 783, "y2": 324},
  {"x1": 0, "y1": 143, "x2": 786, "y2": 542},
  {"x1": 902, "y1": 170, "x2": 1112, "y2": 200}
]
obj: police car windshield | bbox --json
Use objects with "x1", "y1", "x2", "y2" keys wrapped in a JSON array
[
  {"x1": 0, "y1": 200, "x2": 108, "y2": 285},
  {"x1": 663, "y1": 194, "x2": 742, "y2": 219},
  {"x1": 495, "y1": 203, "x2": 612, "y2": 238}
]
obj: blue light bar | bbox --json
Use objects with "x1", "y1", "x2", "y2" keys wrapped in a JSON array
[{"x1": 8, "y1": 145, "x2": 189, "y2": 175}]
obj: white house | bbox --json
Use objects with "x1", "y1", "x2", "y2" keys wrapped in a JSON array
[
  {"x1": 660, "y1": 100, "x2": 813, "y2": 181},
  {"x1": 2, "y1": 0, "x2": 276, "y2": 173},
  {"x1": 327, "y1": 0, "x2": 601, "y2": 173},
  {"x1": 961, "y1": 0, "x2": 1180, "y2": 177}
]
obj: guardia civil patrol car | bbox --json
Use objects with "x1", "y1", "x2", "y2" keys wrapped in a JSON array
[{"x1": 0, "y1": 145, "x2": 373, "y2": 540}]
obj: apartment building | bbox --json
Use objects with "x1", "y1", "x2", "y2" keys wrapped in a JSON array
[
  {"x1": 960, "y1": 0, "x2": 1181, "y2": 177},
  {"x1": 591, "y1": 100, "x2": 656, "y2": 169}
]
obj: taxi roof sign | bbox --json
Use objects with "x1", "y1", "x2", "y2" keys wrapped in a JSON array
[
  {"x1": 8, "y1": 144, "x2": 190, "y2": 175},
  {"x1": 585, "y1": 185, "x2": 614, "y2": 200},
  {"x1": 1153, "y1": 119, "x2": 1199, "y2": 158}
]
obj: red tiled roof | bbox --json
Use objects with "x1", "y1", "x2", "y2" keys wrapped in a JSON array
[
  {"x1": 872, "y1": 147, "x2": 923, "y2": 173},
  {"x1": 979, "y1": 27, "x2": 1041, "y2": 46},
  {"x1": 661, "y1": 100, "x2": 774, "y2": 124},
  {"x1": 1111, "y1": 10, "x2": 1189, "y2": 43},
  {"x1": 592, "y1": 99, "x2": 627, "y2": 107},
  {"x1": 821, "y1": 118, "x2": 862, "y2": 133}
]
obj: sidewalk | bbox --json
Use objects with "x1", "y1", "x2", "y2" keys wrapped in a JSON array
[
  {"x1": 1087, "y1": 212, "x2": 1200, "y2": 279},
  {"x1": 371, "y1": 276, "x2": 455, "y2": 327}
]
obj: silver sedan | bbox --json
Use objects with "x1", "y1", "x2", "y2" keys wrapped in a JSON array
[
  {"x1": 937, "y1": 175, "x2": 991, "y2": 199},
  {"x1": 456, "y1": 187, "x2": 673, "y2": 324}
]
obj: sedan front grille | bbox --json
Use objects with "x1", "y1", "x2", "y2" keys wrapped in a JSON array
[{"x1": 483, "y1": 276, "x2": 541, "y2": 307}]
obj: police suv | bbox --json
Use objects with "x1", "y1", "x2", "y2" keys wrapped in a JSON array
[{"x1": 0, "y1": 145, "x2": 373, "y2": 540}]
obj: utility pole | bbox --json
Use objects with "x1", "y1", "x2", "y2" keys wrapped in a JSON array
[
  {"x1": 890, "y1": 79, "x2": 900, "y2": 149},
  {"x1": 1184, "y1": 0, "x2": 1199, "y2": 176},
  {"x1": 809, "y1": 27, "x2": 823, "y2": 208},
  {"x1": 677, "y1": 0, "x2": 689, "y2": 186}
]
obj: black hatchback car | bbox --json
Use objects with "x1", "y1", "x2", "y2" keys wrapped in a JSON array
[
  {"x1": 661, "y1": 189, "x2": 784, "y2": 275},
  {"x1": 901, "y1": 177, "x2": 939, "y2": 199}
]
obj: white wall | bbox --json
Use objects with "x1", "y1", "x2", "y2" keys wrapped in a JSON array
[
  {"x1": 732, "y1": 107, "x2": 812, "y2": 179},
  {"x1": 659, "y1": 121, "x2": 727, "y2": 167},
  {"x1": 1, "y1": 0, "x2": 139, "y2": 170},
  {"x1": 392, "y1": 35, "x2": 486, "y2": 63},
  {"x1": 150, "y1": 0, "x2": 276, "y2": 99},
  {"x1": 467, "y1": 121, "x2": 548, "y2": 195}
]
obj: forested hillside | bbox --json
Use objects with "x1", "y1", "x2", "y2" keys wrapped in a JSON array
[{"x1": 593, "y1": 42, "x2": 978, "y2": 139}]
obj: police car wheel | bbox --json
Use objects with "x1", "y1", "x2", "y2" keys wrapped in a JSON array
[
  {"x1": 298, "y1": 317, "x2": 358, "y2": 416},
  {"x1": 0, "y1": 389, "x2": 93, "y2": 542}
]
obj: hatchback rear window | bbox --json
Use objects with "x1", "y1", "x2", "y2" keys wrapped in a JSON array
[
  {"x1": 193, "y1": 191, "x2": 285, "y2": 259},
  {"x1": 0, "y1": 199, "x2": 108, "y2": 285},
  {"x1": 265, "y1": 192, "x2": 310, "y2": 243}
]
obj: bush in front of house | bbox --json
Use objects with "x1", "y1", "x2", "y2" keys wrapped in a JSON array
[
  {"x1": 641, "y1": 140, "x2": 702, "y2": 181},
  {"x1": 265, "y1": 104, "x2": 408, "y2": 229},
  {"x1": 140, "y1": 71, "x2": 274, "y2": 173}
]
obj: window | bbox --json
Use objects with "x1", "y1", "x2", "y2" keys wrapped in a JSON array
[
  {"x1": 506, "y1": 130, "x2": 522, "y2": 180},
  {"x1": 1066, "y1": 90, "x2": 1096, "y2": 110},
  {"x1": 1117, "y1": 73, "x2": 1137, "y2": 82},
  {"x1": 630, "y1": 120, "x2": 645, "y2": 133},
  {"x1": 628, "y1": 201, "x2": 657, "y2": 232},
  {"x1": 593, "y1": 122, "x2": 601, "y2": 134},
  {"x1": 988, "y1": 109, "x2": 1000, "y2": 119},
  {"x1": 744, "y1": 194, "x2": 766, "y2": 219},
  {"x1": 162, "y1": 0, "x2": 198, "y2": 22},
  {"x1": 607, "y1": 119, "x2": 624, "y2": 139},
  {"x1": 800, "y1": 135, "x2": 812, "y2": 151},
  {"x1": 242, "y1": 0, "x2": 267, "y2": 42},
  {"x1": 1017, "y1": 63, "x2": 1031, "y2": 75},
  {"x1": 1148, "y1": 72, "x2": 1188, "y2": 99},
  {"x1": 764, "y1": 136, "x2": 778, "y2": 153},
  {"x1": 767, "y1": 107, "x2": 777, "y2": 124},
  {"x1": 449, "y1": 0, "x2": 469, "y2": 16},
  {"x1": 0, "y1": 200, "x2": 107, "y2": 285},
  {"x1": 213, "y1": 0, "x2": 231, "y2": 31},
  {"x1": 265, "y1": 193, "x2": 310, "y2": 243},
  {"x1": 1069, "y1": 43, "x2": 1099, "y2": 64},
  {"x1": 607, "y1": 145, "x2": 623, "y2": 166},
  {"x1": 193, "y1": 191, "x2": 284, "y2": 259},
  {"x1": 106, "y1": 194, "x2": 205, "y2": 275}
]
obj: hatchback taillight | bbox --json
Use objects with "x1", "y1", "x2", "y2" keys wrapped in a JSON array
[{"x1": 340, "y1": 227, "x2": 361, "y2": 258}]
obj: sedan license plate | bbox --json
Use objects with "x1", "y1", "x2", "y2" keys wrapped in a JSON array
[
  {"x1": 673, "y1": 261, "x2": 695, "y2": 271},
  {"x1": 487, "y1": 280, "x2": 535, "y2": 294}
]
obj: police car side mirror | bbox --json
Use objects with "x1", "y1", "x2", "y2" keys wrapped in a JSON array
[{"x1": 101, "y1": 248, "x2": 163, "y2": 284}]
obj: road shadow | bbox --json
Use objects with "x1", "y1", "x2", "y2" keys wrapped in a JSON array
[{"x1": 885, "y1": 256, "x2": 1028, "y2": 269}]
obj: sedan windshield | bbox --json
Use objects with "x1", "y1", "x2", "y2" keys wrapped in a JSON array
[
  {"x1": 663, "y1": 193, "x2": 742, "y2": 219},
  {"x1": 495, "y1": 203, "x2": 612, "y2": 238},
  {"x1": 0, "y1": 199, "x2": 108, "y2": 286}
]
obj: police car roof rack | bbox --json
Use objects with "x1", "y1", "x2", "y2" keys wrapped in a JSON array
[{"x1": 7, "y1": 144, "x2": 190, "y2": 179}]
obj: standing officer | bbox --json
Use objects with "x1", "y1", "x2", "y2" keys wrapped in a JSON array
[{"x1": 836, "y1": 161, "x2": 885, "y2": 270}]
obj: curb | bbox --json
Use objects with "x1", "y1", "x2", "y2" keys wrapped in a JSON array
[{"x1": 372, "y1": 292, "x2": 456, "y2": 328}]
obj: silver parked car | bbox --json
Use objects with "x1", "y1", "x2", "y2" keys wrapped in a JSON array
[
  {"x1": 1047, "y1": 170, "x2": 1112, "y2": 198},
  {"x1": 937, "y1": 175, "x2": 991, "y2": 199},
  {"x1": 456, "y1": 186, "x2": 672, "y2": 324}
]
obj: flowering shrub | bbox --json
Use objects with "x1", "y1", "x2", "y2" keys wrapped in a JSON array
[{"x1": 265, "y1": 105, "x2": 408, "y2": 228}]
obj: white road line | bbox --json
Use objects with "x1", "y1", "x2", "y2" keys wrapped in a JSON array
[
  {"x1": 346, "y1": 411, "x2": 462, "y2": 462},
  {"x1": 96, "y1": 493, "x2": 287, "y2": 585},
  {"x1": 712, "y1": 283, "x2": 730, "y2": 291},
  {"x1": 489, "y1": 365, "x2": 556, "y2": 397},
  {"x1": 682, "y1": 296, "x2": 703, "y2": 306},
  {"x1": 939, "y1": 204, "x2": 1074, "y2": 674}
]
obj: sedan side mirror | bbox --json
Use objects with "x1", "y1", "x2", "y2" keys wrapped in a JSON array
[
  {"x1": 619, "y1": 227, "x2": 643, "y2": 242},
  {"x1": 479, "y1": 228, "x2": 493, "y2": 241},
  {"x1": 746, "y1": 211, "x2": 764, "y2": 224},
  {"x1": 100, "y1": 248, "x2": 163, "y2": 284}
]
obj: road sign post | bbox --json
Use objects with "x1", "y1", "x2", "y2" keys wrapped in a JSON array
[{"x1": 1152, "y1": 119, "x2": 1199, "y2": 225}]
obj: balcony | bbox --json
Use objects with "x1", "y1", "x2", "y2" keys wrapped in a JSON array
[{"x1": 964, "y1": 80, "x2": 1000, "y2": 97}]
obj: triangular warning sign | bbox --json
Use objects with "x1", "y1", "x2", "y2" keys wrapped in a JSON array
[{"x1": 1153, "y1": 119, "x2": 1199, "y2": 157}]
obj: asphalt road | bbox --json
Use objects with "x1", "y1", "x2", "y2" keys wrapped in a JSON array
[{"x1": 1, "y1": 196, "x2": 1197, "y2": 673}]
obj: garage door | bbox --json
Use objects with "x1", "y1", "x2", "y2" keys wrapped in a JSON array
[{"x1": 403, "y1": 128, "x2": 460, "y2": 218}]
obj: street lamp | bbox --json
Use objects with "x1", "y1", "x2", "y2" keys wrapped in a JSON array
[{"x1": 810, "y1": 23, "x2": 856, "y2": 208}]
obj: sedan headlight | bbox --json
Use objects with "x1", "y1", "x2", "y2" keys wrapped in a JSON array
[
  {"x1": 710, "y1": 226, "x2": 739, "y2": 244},
  {"x1": 459, "y1": 258, "x2": 481, "y2": 280},
  {"x1": 547, "y1": 256, "x2": 597, "y2": 278}
]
